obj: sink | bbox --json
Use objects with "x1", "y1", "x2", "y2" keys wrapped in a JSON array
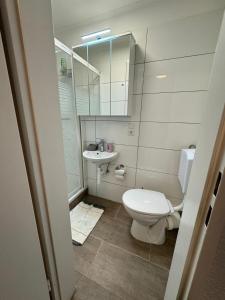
[{"x1": 83, "y1": 150, "x2": 118, "y2": 165}]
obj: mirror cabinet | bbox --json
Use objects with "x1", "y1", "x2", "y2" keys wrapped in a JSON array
[{"x1": 73, "y1": 33, "x2": 135, "y2": 116}]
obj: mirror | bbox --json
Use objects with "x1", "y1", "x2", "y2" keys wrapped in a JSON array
[{"x1": 73, "y1": 33, "x2": 135, "y2": 116}]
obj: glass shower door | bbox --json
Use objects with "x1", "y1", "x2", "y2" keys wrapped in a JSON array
[{"x1": 55, "y1": 44, "x2": 83, "y2": 200}]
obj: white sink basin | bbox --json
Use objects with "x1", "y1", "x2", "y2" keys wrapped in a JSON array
[{"x1": 83, "y1": 150, "x2": 118, "y2": 164}]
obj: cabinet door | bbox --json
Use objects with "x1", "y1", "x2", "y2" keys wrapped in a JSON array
[
  {"x1": 111, "y1": 35, "x2": 131, "y2": 116},
  {"x1": 0, "y1": 33, "x2": 50, "y2": 300},
  {"x1": 88, "y1": 41, "x2": 111, "y2": 116}
]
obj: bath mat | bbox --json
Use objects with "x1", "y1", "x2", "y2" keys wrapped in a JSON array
[{"x1": 70, "y1": 201, "x2": 104, "y2": 245}]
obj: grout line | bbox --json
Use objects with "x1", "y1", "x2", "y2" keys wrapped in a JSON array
[
  {"x1": 94, "y1": 119, "x2": 201, "y2": 124},
  {"x1": 144, "y1": 51, "x2": 215, "y2": 63},
  {"x1": 142, "y1": 90, "x2": 208, "y2": 95},
  {"x1": 91, "y1": 234, "x2": 171, "y2": 273},
  {"x1": 91, "y1": 233, "x2": 151, "y2": 263},
  {"x1": 84, "y1": 140, "x2": 185, "y2": 151},
  {"x1": 133, "y1": 90, "x2": 208, "y2": 96},
  {"x1": 135, "y1": 27, "x2": 148, "y2": 187}
]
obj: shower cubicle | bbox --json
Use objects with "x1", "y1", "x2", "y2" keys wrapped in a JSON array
[{"x1": 55, "y1": 39, "x2": 86, "y2": 202}]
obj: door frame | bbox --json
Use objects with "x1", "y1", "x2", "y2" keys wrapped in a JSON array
[
  {"x1": 0, "y1": 1, "x2": 76, "y2": 299},
  {"x1": 178, "y1": 107, "x2": 225, "y2": 298}
]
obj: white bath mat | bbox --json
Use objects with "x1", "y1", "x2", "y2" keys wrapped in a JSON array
[{"x1": 70, "y1": 201, "x2": 104, "y2": 245}]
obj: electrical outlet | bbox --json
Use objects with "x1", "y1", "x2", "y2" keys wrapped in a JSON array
[{"x1": 128, "y1": 128, "x2": 135, "y2": 136}]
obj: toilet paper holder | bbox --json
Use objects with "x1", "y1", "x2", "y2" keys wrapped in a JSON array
[{"x1": 115, "y1": 164, "x2": 126, "y2": 177}]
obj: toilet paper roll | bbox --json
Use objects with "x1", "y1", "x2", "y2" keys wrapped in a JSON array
[
  {"x1": 115, "y1": 174, "x2": 125, "y2": 181},
  {"x1": 115, "y1": 169, "x2": 125, "y2": 176}
]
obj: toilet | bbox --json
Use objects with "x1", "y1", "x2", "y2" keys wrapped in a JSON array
[{"x1": 122, "y1": 148, "x2": 195, "y2": 245}]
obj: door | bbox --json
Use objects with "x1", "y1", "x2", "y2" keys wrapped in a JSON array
[
  {"x1": 0, "y1": 32, "x2": 50, "y2": 299},
  {"x1": 188, "y1": 162, "x2": 225, "y2": 299}
]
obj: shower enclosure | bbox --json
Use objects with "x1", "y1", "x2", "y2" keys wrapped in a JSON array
[{"x1": 55, "y1": 39, "x2": 84, "y2": 201}]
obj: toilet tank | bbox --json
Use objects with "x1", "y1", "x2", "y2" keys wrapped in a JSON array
[{"x1": 178, "y1": 149, "x2": 196, "y2": 193}]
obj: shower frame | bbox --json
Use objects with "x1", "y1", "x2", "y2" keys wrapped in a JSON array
[{"x1": 55, "y1": 38, "x2": 86, "y2": 203}]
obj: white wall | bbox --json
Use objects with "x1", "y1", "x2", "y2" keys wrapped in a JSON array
[
  {"x1": 57, "y1": 4, "x2": 224, "y2": 204},
  {"x1": 165, "y1": 12, "x2": 225, "y2": 299}
]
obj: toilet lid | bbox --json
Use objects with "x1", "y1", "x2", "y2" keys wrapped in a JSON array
[{"x1": 123, "y1": 189, "x2": 171, "y2": 216}]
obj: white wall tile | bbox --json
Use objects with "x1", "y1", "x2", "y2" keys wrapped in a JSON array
[
  {"x1": 84, "y1": 120, "x2": 96, "y2": 141},
  {"x1": 102, "y1": 166, "x2": 136, "y2": 188},
  {"x1": 134, "y1": 27, "x2": 148, "y2": 63},
  {"x1": 133, "y1": 63, "x2": 144, "y2": 94},
  {"x1": 146, "y1": 10, "x2": 223, "y2": 61},
  {"x1": 87, "y1": 161, "x2": 97, "y2": 179},
  {"x1": 141, "y1": 91, "x2": 206, "y2": 123},
  {"x1": 143, "y1": 54, "x2": 214, "y2": 93},
  {"x1": 112, "y1": 144, "x2": 138, "y2": 168},
  {"x1": 87, "y1": 178, "x2": 97, "y2": 196},
  {"x1": 138, "y1": 147, "x2": 180, "y2": 175},
  {"x1": 77, "y1": 10, "x2": 220, "y2": 204},
  {"x1": 139, "y1": 122, "x2": 200, "y2": 150},
  {"x1": 96, "y1": 121, "x2": 139, "y2": 146},
  {"x1": 136, "y1": 169, "x2": 183, "y2": 199},
  {"x1": 97, "y1": 181, "x2": 129, "y2": 203}
]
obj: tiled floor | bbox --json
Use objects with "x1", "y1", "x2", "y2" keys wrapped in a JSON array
[{"x1": 72, "y1": 195, "x2": 178, "y2": 300}]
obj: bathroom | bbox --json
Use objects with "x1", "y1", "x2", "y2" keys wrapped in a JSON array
[
  {"x1": 1, "y1": 0, "x2": 225, "y2": 299},
  {"x1": 51, "y1": 0, "x2": 225, "y2": 298}
]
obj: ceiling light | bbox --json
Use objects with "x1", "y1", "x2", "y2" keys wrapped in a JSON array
[
  {"x1": 156, "y1": 74, "x2": 167, "y2": 79},
  {"x1": 81, "y1": 29, "x2": 111, "y2": 40}
]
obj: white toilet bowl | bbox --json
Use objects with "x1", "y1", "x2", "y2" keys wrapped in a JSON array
[{"x1": 123, "y1": 189, "x2": 180, "y2": 245}]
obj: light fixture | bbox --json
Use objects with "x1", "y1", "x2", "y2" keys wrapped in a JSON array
[
  {"x1": 156, "y1": 74, "x2": 167, "y2": 79},
  {"x1": 81, "y1": 29, "x2": 111, "y2": 40}
]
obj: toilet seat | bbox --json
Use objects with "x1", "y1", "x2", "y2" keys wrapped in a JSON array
[{"x1": 123, "y1": 189, "x2": 173, "y2": 216}]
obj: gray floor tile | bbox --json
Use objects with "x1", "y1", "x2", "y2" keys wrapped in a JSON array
[
  {"x1": 73, "y1": 235, "x2": 102, "y2": 276},
  {"x1": 84, "y1": 195, "x2": 120, "y2": 219},
  {"x1": 115, "y1": 205, "x2": 132, "y2": 225},
  {"x1": 87, "y1": 242, "x2": 168, "y2": 300},
  {"x1": 91, "y1": 215, "x2": 150, "y2": 259},
  {"x1": 149, "y1": 236, "x2": 176, "y2": 270},
  {"x1": 73, "y1": 275, "x2": 121, "y2": 300}
]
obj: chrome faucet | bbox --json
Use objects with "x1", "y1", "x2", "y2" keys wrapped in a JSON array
[{"x1": 97, "y1": 138, "x2": 105, "y2": 152}]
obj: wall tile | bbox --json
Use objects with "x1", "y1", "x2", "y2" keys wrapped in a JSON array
[
  {"x1": 87, "y1": 178, "x2": 97, "y2": 196},
  {"x1": 133, "y1": 63, "x2": 144, "y2": 94},
  {"x1": 102, "y1": 166, "x2": 136, "y2": 188},
  {"x1": 97, "y1": 181, "x2": 129, "y2": 203},
  {"x1": 143, "y1": 54, "x2": 214, "y2": 93},
  {"x1": 139, "y1": 122, "x2": 200, "y2": 150},
  {"x1": 146, "y1": 10, "x2": 222, "y2": 61},
  {"x1": 136, "y1": 169, "x2": 183, "y2": 199},
  {"x1": 141, "y1": 91, "x2": 206, "y2": 123},
  {"x1": 112, "y1": 144, "x2": 138, "y2": 168},
  {"x1": 138, "y1": 147, "x2": 180, "y2": 175},
  {"x1": 134, "y1": 27, "x2": 148, "y2": 64},
  {"x1": 87, "y1": 161, "x2": 97, "y2": 179},
  {"x1": 96, "y1": 121, "x2": 139, "y2": 146}
]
